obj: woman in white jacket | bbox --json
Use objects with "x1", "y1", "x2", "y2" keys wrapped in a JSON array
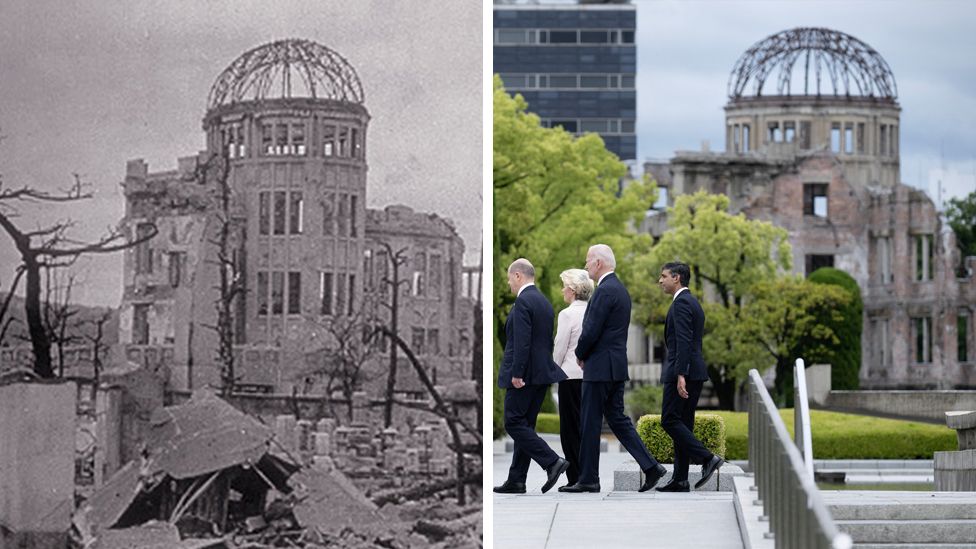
[{"x1": 552, "y1": 268, "x2": 593, "y2": 489}]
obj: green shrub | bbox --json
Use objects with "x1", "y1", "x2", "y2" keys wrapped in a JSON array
[
  {"x1": 712, "y1": 409, "x2": 956, "y2": 460},
  {"x1": 636, "y1": 414, "x2": 726, "y2": 463},
  {"x1": 807, "y1": 267, "x2": 862, "y2": 390},
  {"x1": 536, "y1": 413, "x2": 560, "y2": 434},
  {"x1": 625, "y1": 384, "x2": 663, "y2": 420}
]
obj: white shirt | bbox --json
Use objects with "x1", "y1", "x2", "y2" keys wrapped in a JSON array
[
  {"x1": 517, "y1": 282, "x2": 535, "y2": 297},
  {"x1": 597, "y1": 271, "x2": 614, "y2": 285},
  {"x1": 553, "y1": 300, "x2": 587, "y2": 379},
  {"x1": 673, "y1": 286, "x2": 689, "y2": 302}
]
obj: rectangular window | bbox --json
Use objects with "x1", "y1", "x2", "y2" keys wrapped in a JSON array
[
  {"x1": 377, "y1": 250, "x2": 389, "y2": 296},
  {"x1": 273, "y1": 191, "x2": 286, "y2": 235},
  {"x1": 880, "y1": 124, "x2": 888, "y2": 156},
  {"x1": 132, "y1": 304, "x2": 149, "y2": 345},
  {"x1": 805, "y1": 254, "x2": 835, "y2": 276},
  {"x1": 914, "y1": 316, "x2": 933, "y2": 364},
  {"x1": 352, "y1": 128, "x2": 361, "y2": 158},
  {"x1": 413, "y1": 252, "x2": 426, "y2": 296},
  {"x1": 621, "y1": 120, "x2": 635, "y2": 133},
  {"x1": 168, "y1": 252, "x2": 184, "y2": 288},
  {"x1": 497, "y1": 29, "x2": 528, "y2": 44},
  {"x1": 844, "y1": 123, "x2": 854, "y2": 154},
  {"x1": 732, "y1": 124, "x2": 740, "y2": 153},
  {"x1": 336, "y1": 273, "x2": 346, "y2": 316},
  {"x1": 259, "y1": 192, "x2": 270, "y2": 235},
  {"x1": 876, "y1": 236, "x2": 892, "y2": 284},
  {"x1": 914, "y1": 234, "x2": 934, "y2": 281},
  {"x1": 257, "y1": 272, "x2": 269, "y2": 316},
  {"x1": 135, "y1": 223, "x2": 154, "y2": 274},
  {"x1": 621, "y1": 74, "x2": 635, "y2": 88},
  {"x1": 959, "y1": 314, "x2": 970, "y2": 363},
  {"x1": 291, "y1": 123, "x2": 306, "y2": 155},
  {"x1": 347, "y1": 274, "x2": 356, "y2": 316},
  {"x1": 323, "y1": 125, "x2": 336, "y2": 156},
  {"x1": 322, "y1": 194, "x2": 334, "y2": 236},
  {"x1": 799, "y1": 121, "x2": 811, "y2": 149},
  {"x1": 891, "y1": 125, "x2": 898, "y2": 156},
  {"x1": 429, "y1": 254, "x2": 442, "y2": 297},
  {"x1": 621, "y1": 30, "x2": 635, "y2": 43},
  {"x1": 580, "y1": 31, "x2": 608, "y2": 43},
  {"x1": 784, "y1": 121, "x2": 796, "y2": 143},
  {"x1": 857, "y1": 122, "x2": 865, "y2": 154},
  {"x1": 338, "y1": 193, "x2": 349, "y2": 237},
  {"x1": 803, "y1": 183, "x2": 829, "y2": 217},
  {"x1": 767, "y1": 121, "x2": 781, "y2": 143},
  {"x1": 288, "y1": 272, "x2": 301, "y2": 315},
  {"x1": 742, "y1": 124, "x2": 750, "y2": 152},
  {"x1": 289, "y1": 191, "x2": 303, "y2": 234},
  {"x1": 548, "y1": 75, "x2": 577, "y2": 88},
  {"x1": 338, "y1": 127, "x2": 349, "y2": 157},
  {"x1": 412, "y1": 327, "x2": 426, "y2": 355},
  {"x1": 580, "y1": 75, "x2": 609, "y2": 88},
  {"x1": 549, "y1": 30, "x2": 577, "y2": 44},
  {"x1": 262, "y1": 124, "x2": 273, "y2": 155},
  {"x1": 363, "y1": 250, "x2": 374, "y2": 290},
  {"x1": 271, "y1": 271, "x2": 284, "y2": 315},
  {"x1": 580, "y1": 120, "x2": 607, "y2": 133},
  {"x1": 275, "y1": 124, "x2": 288, "y2": 155},
  {"x1": 350, "y1": 194, "x2": 358, "y2": 237},
  {"x1": 831, "y1": 122, "x2": 841, "y2": 152},
  {"x1": 876, "y1": 318, "x2": 889, "y2": 366},
  {"x1": 319, "y1": 272, "x2": 333, "y2": 315},
  {"x1": 427, "y1": 328, "x2": 440, "y2": 355}
]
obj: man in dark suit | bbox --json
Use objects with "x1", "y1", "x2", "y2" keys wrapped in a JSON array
[
  {"x1": 561, "y1": 244, "x2": 667, "y2": 493},
  {"x1": 656, "y1": 262, "x2": 724, "y2": 492},
  {"x1": 494, "y1": 258, "x2": 570, "y2": 494}
]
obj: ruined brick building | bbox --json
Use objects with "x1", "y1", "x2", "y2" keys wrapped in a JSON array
[
  {"x1": 117, "y1": 39, "x2": 475, "y2": 395},
  {"x1": 642, "y1": 28, "x2": 976, "y2": 389}
]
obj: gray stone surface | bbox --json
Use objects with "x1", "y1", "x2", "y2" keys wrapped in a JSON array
[
  {"x1": 732, "y1": 475, "x2": 774, "y2": 549},
  {"x1": 944, "y1": 410, "x2": 976, "y2": 430},
  {"x1": 826, "y1": 391, "x2": 976, "y2": 423},
  {"x1": 613, "y1": 459, "x2": 744, "y2": 492},
  {"x1": 934, "y1": 449, "x2": 976, "y2": 490},
  {"x1": 835, "y1": 519, "x2": 976, "y2": 544}
]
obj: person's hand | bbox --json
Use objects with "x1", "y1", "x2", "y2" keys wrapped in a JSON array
[
  {"x1": 577, "y1": 359, "x2": 584, "y2": 369},
  {"x1": 677, "y1": 375, "x2": 689, "y2": 399},
  {"x1": 512, "y1": 377, "x2": 525, "y2": 388}
]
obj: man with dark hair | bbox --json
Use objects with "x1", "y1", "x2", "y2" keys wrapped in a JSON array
[
  {"x1": 657, "y1": 262, "x2": 724, "y2": 491},
  {"x1": 494, "y1": 258, "x2": 570, "y2": 494}
]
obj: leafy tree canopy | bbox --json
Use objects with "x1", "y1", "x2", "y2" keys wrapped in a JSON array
[{"x1": 946, "y1": 190, "x2": 976, "y2": 260}]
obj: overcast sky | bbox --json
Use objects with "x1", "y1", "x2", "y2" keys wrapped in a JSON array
[
  {"x1": 0, "y1": 0, "x2": 481, "y2": 306},
  {"x1": 636, "y1": 0, "x2": 976, "y2": 205}
]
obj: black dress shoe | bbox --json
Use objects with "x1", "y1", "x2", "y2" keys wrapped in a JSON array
[
  {"x1": 638, "y1": 464, "x2": 668, "y2": 492},
  {"x1": 541, "y1": 458, "x2": 570, "y2": 493},
  {"x1": 559, "y1": 482, "x2": 601, "y2": 493},
  {"x1": 695, "y1": 455, "x2": 725, "y2": 489},
  {"x1": 655, "y1": 479, "x2": 690, "y2": 492},
  {"x1": 493, "y1": 480, "x2": 526, "y2": 494}
]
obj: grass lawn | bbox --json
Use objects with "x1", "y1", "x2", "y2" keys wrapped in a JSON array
[{"x1": 536, "y1": 409, "x2": 957, "y2": 460}]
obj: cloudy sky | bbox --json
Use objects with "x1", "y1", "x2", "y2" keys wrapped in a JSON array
[
  {"x1": 637, "y1": 0, "x2": 976, "y2": 205},
  {"x1": 0, "y1": 0, "x2": 481, "y2": 306}
]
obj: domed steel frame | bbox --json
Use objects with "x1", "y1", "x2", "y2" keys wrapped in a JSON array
[
  {"x1": 728, "y1": 28, "x2": 897, "y2": 100},
  {"x1": 207, "y1": 38, "x2": 365, "y2": 110}
]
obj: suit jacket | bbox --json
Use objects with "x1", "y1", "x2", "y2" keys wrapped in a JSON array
[
  {"x1": 661, "y1": 288, "x2": 709, "y2": 383},
  {"x1": 498, "y1": 285, "x2": 568, "y2": 389},
  {"x1": 553, "y1": 300, "x2": 587, "y2": 379},
  {"x1": 574, "y1": 273, "x2": 631, "y2": 382}
]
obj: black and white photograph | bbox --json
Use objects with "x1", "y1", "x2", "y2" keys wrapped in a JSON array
[{"x1": 0, "y1": 2, "x2": 483, "y2": 547}]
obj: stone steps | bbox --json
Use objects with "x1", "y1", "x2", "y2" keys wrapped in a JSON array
[
  {"x1": 836, "y1": 519, "x2": 976, "y2": 544},
  {"x1": 854, "y1": 545, "x2": 976, "y2": 549},
  {"x1": 612, "y1": 459, "x2": 744, "y2": 491},
  {"x1": 829, "y1": 502, "x2": 976, "y2": 521}
]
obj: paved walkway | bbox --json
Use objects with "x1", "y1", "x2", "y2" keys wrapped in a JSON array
[{"x1": 493, "y1": 435, "x2": 744, "y2": 549}]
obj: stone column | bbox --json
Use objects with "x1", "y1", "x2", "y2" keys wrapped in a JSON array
[{"x1": 934, "y1": 411, "x2": 976, "y2": 491}]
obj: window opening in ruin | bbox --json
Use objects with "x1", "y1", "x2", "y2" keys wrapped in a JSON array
[
  {"x1": 413, "y1": 252, "x2": 426, "y2": 296},
  {"x1": 830, "y1": 123, "x2": 841, "y2": 153},
  {"x1": 892, "y1": 125, "x2": 898, "y2": 156},
  {"x1": 959, "y1": 314, "x2": 970, "y2": 363},
  {"x1": 287, "y1": 272, "x2": 301, "y2": 315},
  {"x1": 168, "y1": 252, "x2": 184, "y2": 288},
  {"x1": 844, "y1": 123, "x2": 854, "y2": 154},
  {"x1": 803, "y1": 183, "x2": 828, "y2": 217},
  {"x1": 135, "y1": 223, "x2": 155, "y2": 274},
  {"x1": 347, "y1": 274, "x2": 355, "y2": 316},
  {"x1": 873, "y1": 318, "x2": 889, "y2": 366},
  {"x1": 257, "y1": 272, "x2": 269, "y2": 316},
  {"x1": 336, "y1": 273, "x2": 347, "y2": 316},
  {"x1": 804, "y1": 254, "x2": 834, "y2": 276},
  {"x1": 799, "y1": 121, "x2": 811, "y2": 149},
  {"x1": 427, "y1": 328, "x2": 440, "y2": 355},
  {"x1": 742, "y1": 125, "x2": 750, "y2": 152},
  {"x1": 275, "y1": 124, "x2": 288, "y2": 155},
  {"x1": 262, "y1": 124, "x2": 273, "y2": 155},
  {"x1": 319, "y1": 272, "x2": 334, "y2": 315},
  {"x1": 352, "y1": 128, "x2": 361, "y2": 158},
  {"x1": 913, "y1": 316, "x2": 933, "y2": 363},
  {"x1": 289, "y1": 192, "x2": 303, "y2": 234},
  {"x1": 271, "y1": 272, "x2": 284, "y2": 315},
  {"x1": 412, "y1": 327, "x2": 426, "y2": 355},
  {"x1": 914, "y1": 234, "x2": 934, "y2": 281},
  {"x1": 732, "y1": 124, "x2": 740, "y2": 153},
  {"x1": 350, "y1": 195, "x2": 358, "y2": 237},
  {"x1": 259, "y1": 192, "x2": 270, "y2": 235},
  {"x1": 291, "y1": 123, "x2": 306, "y2": 155},
  {"x1": 377, "y1": 250, "x2": 389, "y2": 296},
  {"x1": 322, "y1": 197, "x2": 334, "y2": 236},
  {"x1": 857, "y1": 123, "x2": 865, "y2": 154},
  {"x1": 273, "y1": 192, "x2": 286, "y2": 235},
  {"x1": 323, "y1": 125, "x2": 336, "y2": 156},
  {"x1": 337, "y1": 194, "x2": 349, "y2": 237},
  {"x1": 132, "y1": 304, "x2": 150, "y2": 345},
  {"x1": 784, "y1": 121, "x2": 796, "y2": 143},
  {"x1": 363, "y1": 250, "x2": 374, "y2": 291},
  {"x1": 767, "y1": 122, "x2": 781, "y2": 143},
  {"x1": 338, "y1": 127, "x2": 349, "y2": 157},
  {"x1": 429, "y1": 254, "x2": 442, "y2": 297},
  {"x1": 875, "y1": 236, "x2": 893, "y2": 284},
  {"x1": 880, "y1": 124, "x2": 888, "y2": 156}
]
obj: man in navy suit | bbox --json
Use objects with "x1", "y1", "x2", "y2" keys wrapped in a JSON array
[
  {"x1": 656, "y1": 262, "x2": 724, "y2": 491},
  {"x1": 494, "y1": 258, "x2": 570, "y2": 494},
  {"x1": 561, "y1": 244, "x2": 667, "y2": 493}
]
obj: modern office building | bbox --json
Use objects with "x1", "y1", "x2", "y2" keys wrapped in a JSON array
[{"x1": 493, "y1": 0, "x2": 637, "y2": 161}]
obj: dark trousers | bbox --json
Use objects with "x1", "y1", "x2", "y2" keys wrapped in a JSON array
[
  {"x1": 662, "y1": 380, "x2": 712, "y2": 481},
  {"x1": 558, "y1": 379, "x2": 583, "y2": 485},
  {"x1": 504, "y1": 384, "x2": 560, "y2": 483},
  {"x1": 579, "y1": 380, "x2": 658, "y2": 484}
]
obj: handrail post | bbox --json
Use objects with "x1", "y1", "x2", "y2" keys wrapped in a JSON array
[{"x1": 794, "y1": 358, "x2": 815, "y2": 482}]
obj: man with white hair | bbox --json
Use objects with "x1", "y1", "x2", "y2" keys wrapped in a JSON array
[
  {"x1": 495, "y1": 258, "x2": 570, "y2": 494},
  {"x1": 561, "y1": 245, "x2": 667, "y2": 493}
]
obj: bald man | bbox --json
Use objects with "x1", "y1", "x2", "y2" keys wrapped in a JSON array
[{"x1": 494, "y1": 258, "x2": 570, "y2": 494}]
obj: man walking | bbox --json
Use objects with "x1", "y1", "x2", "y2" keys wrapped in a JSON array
[
  {"x1": 494, "y1": 258, "x2": 570, "y2": 494},
  {"x1": 656, "y1": 262, "x2": 723, "y2": 491},
  {"x1": 561, "y1": 244, "x2": 666, "y2": 493}
]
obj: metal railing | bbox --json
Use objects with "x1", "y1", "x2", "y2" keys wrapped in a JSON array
[
  {"x1": 794, "y1": 358, "x2": 815, "y2": 482},
  {"x1": 748, "y1": 369, "x2": 852, "y2": 549}
]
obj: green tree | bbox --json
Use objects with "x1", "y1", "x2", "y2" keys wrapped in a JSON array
[
  {"x1": 946, "y1": 190, "x2": 976, "y2": 275},
  {"x1": 631, "y1": 191, "x2": 792, "y2": 408},
  {"x1": 740, "y1": 277, "x2": 851, "y2": 405},
  {"x1": 807, "y1": 267, "x2": 862, "y2": 391}
]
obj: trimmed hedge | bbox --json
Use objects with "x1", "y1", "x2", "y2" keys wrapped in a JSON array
[
  {"x1": 536, "y1": 413, "x2": 560, "y2": 434},
  {"x1": 714, "y1": 409, "x2": 956, "y2": 460},
  {"x1": 636, "y1": 414, "x2": 726, "y2": 463}
]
